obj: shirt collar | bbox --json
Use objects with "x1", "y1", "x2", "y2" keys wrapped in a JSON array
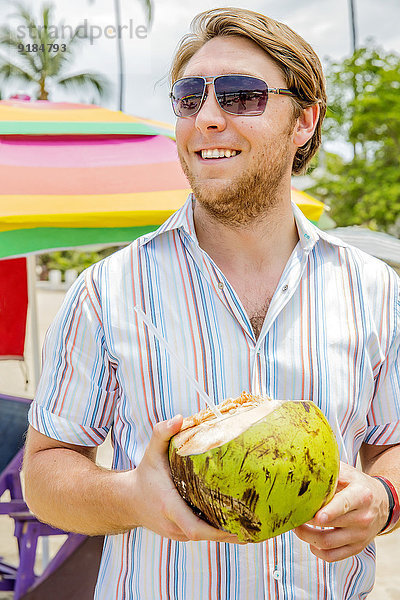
[
  {"x1": 291, "y1": 201, "x2": 321, "y2": 252},
  {"x1": 138, "y1": 192, "x2": 328, "y2": 253},
  {"x1": 138, "y1": 193, "x2": 196, "y2": 247}
]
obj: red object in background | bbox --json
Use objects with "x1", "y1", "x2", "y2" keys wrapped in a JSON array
[
  {"x1": 0, "y1": 257, "x2": 28, "y2": 359},
  {"x1": 9, "y1": 93, "x2": 31, "y2": 101}
]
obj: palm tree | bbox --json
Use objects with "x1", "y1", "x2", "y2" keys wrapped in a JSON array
[
  {"x1": 348, "y1": 0, "x2": 357, "y2": 55},
  {"x1": 118, "y1": 0, "x2": 152, "y2": 111},
  {"x1": 0, "y1": 2, "x2": 109, "y2": 101},
  {"x1": 89, "y1": 0, "x2": 152, "y2": 111},
  {"x1": 348, "y1": 0, "x2": 358, "y2": 157}
]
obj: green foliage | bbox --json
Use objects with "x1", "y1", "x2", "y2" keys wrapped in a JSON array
[
  {"x1": 0, "y1": 2, "x2": 110, "y2": 100},
  {"x1": 38, "y1": 247, "x2": 121, "y2": 281},
  {"x1": 307, "y1": 45, "x2": 400, "y2": 233}
]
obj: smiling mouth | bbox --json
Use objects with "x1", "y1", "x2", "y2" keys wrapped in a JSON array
[{"x1": 196, "y1": 150, "x2": 242, "y2": 161}]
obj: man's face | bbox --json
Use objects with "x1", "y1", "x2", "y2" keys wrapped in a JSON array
[{"x1": 174, "y1": 35, "x2": 299, "y2": 226}]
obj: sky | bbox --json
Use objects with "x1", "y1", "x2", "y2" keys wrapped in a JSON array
[{"x1": 1, "y1": 0, "x2": 400, "y2": 127}]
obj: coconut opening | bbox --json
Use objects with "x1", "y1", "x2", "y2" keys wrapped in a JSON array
[{"x1": 173, "y1": 393, "x2": 282, "y2": 456}]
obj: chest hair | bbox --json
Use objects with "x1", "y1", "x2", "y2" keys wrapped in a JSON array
[{"x1": 245, "y1": 297, "x2": 271, "y2": 339}]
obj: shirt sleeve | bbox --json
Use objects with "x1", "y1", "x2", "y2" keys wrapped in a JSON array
[
  {"x1": 28, "y1": 263, "x2": 119, "y2": 446},
  {"x1": 365, "y1": 271, "x2": 400, "y2": 445}
]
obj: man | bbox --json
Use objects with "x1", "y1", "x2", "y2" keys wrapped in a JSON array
[{"x1": 24, "y1": 7, "x2": 400, "y2": 599}]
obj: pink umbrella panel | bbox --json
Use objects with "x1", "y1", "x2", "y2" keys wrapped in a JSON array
[{"x1": 0, "y1": 132, "x2": 193, "y2": 258}]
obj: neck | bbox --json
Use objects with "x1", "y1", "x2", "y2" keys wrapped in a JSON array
[{"x1": 193, "y1": 196, "x2": 299, "y2": 276}]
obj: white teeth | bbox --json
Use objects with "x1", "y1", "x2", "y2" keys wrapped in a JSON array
[{"x1": 200, "y1": 149, "x2": 239, "y2": 159}]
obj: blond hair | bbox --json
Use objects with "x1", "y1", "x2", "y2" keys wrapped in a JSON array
[{"x1": 169, "y1": 7, "x2": 326, "y2": 175}]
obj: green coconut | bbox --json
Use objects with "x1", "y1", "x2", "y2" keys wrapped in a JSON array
[{"x1": 168, "y1": 393, "x2": 339, "y2": 543}]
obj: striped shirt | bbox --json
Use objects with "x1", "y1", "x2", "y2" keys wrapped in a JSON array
[{"x1": 29, "y1": 194, "x2": 400, "y2": 600}]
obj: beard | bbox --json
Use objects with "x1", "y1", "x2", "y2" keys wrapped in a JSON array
[{"x1": 178, "y1": 126, "x2": 295, "y2": 228}]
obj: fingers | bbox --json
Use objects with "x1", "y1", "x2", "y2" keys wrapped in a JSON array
[
  {"x1": 149, "y1": 414, "x2": 183, "y2": 456},
  {"x1": 309, "y1": 542, "x2": 361, "y2": 562},
  {"x1": 293, "y1": 525, "x2": 365, "y2": 562},
  {"x1": 171, "y1": 504, "x2": 242, "y2": 544},
  {"x1": 309, "y1": 485, "x2": 373, "y2": 528},
  {"x1": 309, "y1": 493, "x2": 352, "y2": 527},
  {"x1": 166, "y1": 510, "x2": 243, "y2": 544},
  {"x1": 292, "y1": 463, "x2": 383, "y2": 562},
  {"x1": 162, "y1": 479, "x2": 240, "y2": 543},
  {"x1": 337, "y1": 460, "x2": 355, "y2": 482},
  {"x1": 308, "y1": 462, "x2": 373, "y2": 528},
  {"x1": 135, "y1": 415, "x2": 245, "y2": 544},
  {"x1": 153, "y1": 488, "x2": 243, "y2": 544},
  {"x1": 310, "y1": 546, "x2": 363, "y2": 562},
  {"x1": 294, "y1": 523, "x2": 352, "y2": 549}
]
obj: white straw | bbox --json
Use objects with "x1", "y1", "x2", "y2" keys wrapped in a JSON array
[{"x1": 134, "y1": 306, "x2": 223, "y2": 419}]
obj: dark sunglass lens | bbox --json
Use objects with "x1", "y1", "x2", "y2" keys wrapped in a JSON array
[
  {"x1": 214, "y1": 75, "x2": 268, "y2": 115},
  {"x1": 171, "y1": 78, "x2": 205, "y2": 117}
]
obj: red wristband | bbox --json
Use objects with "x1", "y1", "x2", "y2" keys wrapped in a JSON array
[{"x1": 373, "y1": 476, "x2": 400, "y2": 534}]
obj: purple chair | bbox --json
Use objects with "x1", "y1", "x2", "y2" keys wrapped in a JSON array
[{"x1": 0, "y1": 393, "x2": 103, "y2": 599}]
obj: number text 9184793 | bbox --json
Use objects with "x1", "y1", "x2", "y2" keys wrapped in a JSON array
[{"x1": 18, "y1": 43, "x2": 67, "y2": 53}]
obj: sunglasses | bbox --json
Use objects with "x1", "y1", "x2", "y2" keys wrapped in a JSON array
[{"x1": 170, "y1": 74, "x2": 296, "y2": 118}]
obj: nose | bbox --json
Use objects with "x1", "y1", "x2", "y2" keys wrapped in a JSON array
[{"x1": 194, "y1": 82, "x2": 227, "y2": 133}]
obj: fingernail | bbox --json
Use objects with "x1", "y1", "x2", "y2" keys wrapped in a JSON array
[
  {"x1": 320, "y1": 512, "x2": 328, "y2": 524},
  {"x1": 167, "y1": 415, "x2": 180, "y2": 428}
]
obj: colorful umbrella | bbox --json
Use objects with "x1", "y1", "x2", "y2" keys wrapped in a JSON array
[
  {"x1": 0, "y1": 99, "x2": 175, "y2": 137},
  {"x1": 0, "y1": 100, "x2": 325, "y2": 260},
  {"x1": 290, "y1": 188, "x2": 326, "y2": 224},
  {"x1": 0, "y1": 100, "x2": 190, "y2": 258}
]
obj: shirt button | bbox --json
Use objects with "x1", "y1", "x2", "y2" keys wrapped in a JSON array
[
  {"x1": 282, "y1": 284, "x2": 288, "y2": 292},
  {"x1": 272, "y1": 568, "x2": 281, "y2": 581},
  {"x1": 218, "y1": 282, "x2": 224, "y2": 289}
]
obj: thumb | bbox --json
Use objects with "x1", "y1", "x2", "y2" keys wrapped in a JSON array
[{"x1": 150, "y1": 414, "x2": 183, "y2": 455}]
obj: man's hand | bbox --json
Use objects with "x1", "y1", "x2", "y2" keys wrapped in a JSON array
[
  {"x1": 125, "y1": 415, "x2": 244, "y2": 544},
  {"x1": 293, "y1": 461, "x2": 389, "y2": 562}
]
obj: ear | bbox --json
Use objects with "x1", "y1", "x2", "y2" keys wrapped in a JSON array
[{"x1": 292, "y1": 104, "x2": 320, "y2": 147}]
